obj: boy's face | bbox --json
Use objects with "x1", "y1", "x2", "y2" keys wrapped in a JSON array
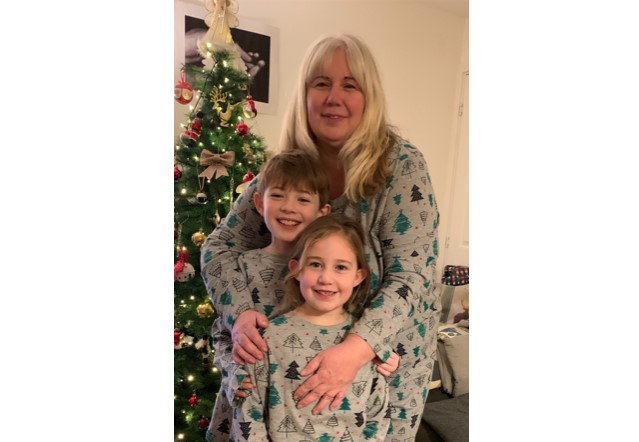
[{"x1": 254, "y1": 186, "x2": 330, "y2": 253}]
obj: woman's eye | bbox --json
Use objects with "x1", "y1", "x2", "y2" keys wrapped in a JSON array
[{"x1": 311, "y1": 80, "x2": 329, "y2": 88}]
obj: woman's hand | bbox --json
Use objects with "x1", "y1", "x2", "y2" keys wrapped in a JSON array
[
  {"x1": 231, "y1": 310, "x2": 269, "y2": 364},
  {"x1": 374, "y1": 351, "x2": 400, "y2": 377},
  {"x1": 294, "y1": 334, "x2": 375, "y2": 414}
]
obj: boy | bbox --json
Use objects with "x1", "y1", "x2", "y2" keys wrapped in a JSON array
[{"x1": 206, "y1": 150, "x2": 331, "y2": 440}]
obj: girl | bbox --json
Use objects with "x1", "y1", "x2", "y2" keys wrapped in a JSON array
[{"x1": 231, "y1": 215, "x2": 395, "y2": 441}]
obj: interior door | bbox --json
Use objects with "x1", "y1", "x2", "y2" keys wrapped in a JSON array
[{"x1": 442, "y1": 71, "x2": 469, "y2": 267}]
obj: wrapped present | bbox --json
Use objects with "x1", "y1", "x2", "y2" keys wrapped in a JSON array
[{"x1": 441, "y1": 265, "x2": 469, "y2": 286}]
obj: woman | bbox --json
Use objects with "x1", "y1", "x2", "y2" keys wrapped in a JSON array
[{"x1": 201, "y1": 33, "x2": 440, "y2": 441}]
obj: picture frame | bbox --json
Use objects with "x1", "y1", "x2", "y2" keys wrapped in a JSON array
[{"x1": 174, "y1": 0, "x2": 279, "y2": 115}]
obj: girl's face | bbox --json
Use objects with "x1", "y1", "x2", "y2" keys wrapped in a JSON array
[
  {"x1": 306, "y1": 47, "x2": 365, "y2": 151},
  {"x1": 254, "y1": 186, "x2": 330, "y2": 255},
  {"x1": 290, "y1": 232, "x2": 366, "y2": 323}
]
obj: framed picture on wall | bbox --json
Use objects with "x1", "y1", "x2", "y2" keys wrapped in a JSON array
[{"x1": 174, "y1": 0, "x2": 279, "y2": 115}]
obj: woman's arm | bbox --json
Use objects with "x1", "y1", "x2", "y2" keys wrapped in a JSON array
[
  {"x1": 349, "y1": 142, "x2": 440, "y2": 361},
  {"x1": 200, "y1": 178, "x2": 271, "y2": 344}
]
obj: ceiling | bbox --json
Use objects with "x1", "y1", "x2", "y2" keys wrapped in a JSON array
[{"x1": 419, "y1": 0, "x2": 468, "y2": 18}]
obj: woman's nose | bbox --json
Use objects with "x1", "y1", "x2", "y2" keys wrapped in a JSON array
[{"x1": 325, "y1": 85, "x2": 342, "y2": 104}]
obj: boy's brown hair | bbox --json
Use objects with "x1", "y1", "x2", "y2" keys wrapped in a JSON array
[{"x1": 256, "y1": 150, "x2": 330, "y2": 207}]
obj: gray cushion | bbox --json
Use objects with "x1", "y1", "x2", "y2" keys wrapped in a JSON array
[{"x1": 438, "y1": 333, "x2": 469, "y2": 397}]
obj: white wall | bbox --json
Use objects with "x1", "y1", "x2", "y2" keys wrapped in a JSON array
[{"x1": 174, "y1": 0, "x2": 468, "y2": 275}]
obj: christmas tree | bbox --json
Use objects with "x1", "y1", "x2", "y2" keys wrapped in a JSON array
[{"x1": 173, "y1": 0, "x2": 266, "y2": 440}]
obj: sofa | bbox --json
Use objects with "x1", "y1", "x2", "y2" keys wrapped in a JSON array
[{"x1": 416, "y1": 284, "x2": 469, "y2": 442}]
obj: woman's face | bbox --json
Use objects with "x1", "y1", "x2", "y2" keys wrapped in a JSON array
[{"x1": 306, "y1": 48, "x2": 365, "y2": 151}]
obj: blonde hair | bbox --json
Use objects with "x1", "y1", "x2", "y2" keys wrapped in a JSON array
[
  {"x1": 279, "y1": 215, "x2": 370, "y2": 317},
  {"x1": 256, "y1": 150, "x2": 330, "y2": 208},
  {"x1": 277, "y1": 33, "x2": 399, "y2": 201}
]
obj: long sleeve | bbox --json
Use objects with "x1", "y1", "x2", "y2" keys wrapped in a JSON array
[
  {"x1": 233, "y1": 313, "x2": 390, "y2": 441},
  {"x1": 231, "y1": 356, "x2": 271, "y2": 441},
  {"x1": 345, "y1": 141, "x2": 440, "y2": 361},
  {"x1": 200, "y1": 178, "x2": 271, "y2": 326}
]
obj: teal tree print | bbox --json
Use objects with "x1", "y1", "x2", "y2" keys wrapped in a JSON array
[{"x1": 392, "y1": 210, "x2": 411, "y2": 235}]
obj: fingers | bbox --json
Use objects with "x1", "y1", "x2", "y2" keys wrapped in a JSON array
[
  {"x1": 375, "y1": 365, "x2": 391, "y2": 377},
  {"x1": 234, "y1": 389, "x2": 248, "y2": 399},
  {"x1": 232, "y1": 344, "x2": 257, "y2": 364},
  {"x1": 298, "y1": 356, "x2": 321, "y2": 377},
  {"x1": 311, "y1": 394, "x2": 333, "y2": 415},
  {"x1": 328, "y1": 393, "x2": 344, "y2": 411},
  {"x1": 254, "y1": 312, "x2": 269, "y2": 329}
]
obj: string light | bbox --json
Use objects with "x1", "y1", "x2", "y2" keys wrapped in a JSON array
[{"x1": 187, "y1": 374, "x2": 194, "y2": 382}]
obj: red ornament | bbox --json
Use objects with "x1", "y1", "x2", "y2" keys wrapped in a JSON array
[
  {"x1": 174, "y1": 70, "x2": 193, "y2": 105},
  {"x1": 235, "y1": 122, "x2": 249, "y2": 136},
  {"x1": 174, "y1": 246, "x2": 189, "y2": 281},
  {"x1": 242, "y1": 96, "x2": 257, "y2": 118},
  {"x1": 198, "y1": 416, "x2": 210, "y2": 429},
  {"x1": 188, "y1": 394, "x2": 199, "y2": 407},
  {"x1": 174, "y1": 330, "x2": 182, "y2": 346},
  {"x1": 174, "y1": 167, "x2": 182, "y2": 180},
  {"x1": 235, "y1": 171, "x2": 255, "y2": 194},
  {"x1": 180, "y1": 112, "x2": 203, "y2": 146}
]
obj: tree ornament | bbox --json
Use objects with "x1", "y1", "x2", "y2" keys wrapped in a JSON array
[
  {"x1": 188, "y1": 394, "x2": 199, "y2": 408},
  {"x1": 242, "y1": 96, "x2": 257, "y2": 118},
  {"x1": 241, "y1": 143, "x2": 255, "y2": 165},
  {"x1": 197, "y1": 0, "x2": 246, "y2": 72},
  {"x1": 174, "y1": 330, "x2": 182, "y2": 346},
  {"x1": 235, "y1": 122, "x2": 249, "y2": 136},
  {"x1": 198, "y1": 150, "x2": 235, "y2": 181},
  {"x1": 174, "y1": 70, "x2": 193, "y2": 105},
  {"x1": 176, "y1": 263, "x2": 195, "y2": 282},
  {"x1": 202, "y1": 354, "x2": 211, "y2": 370},
  {"x1": 198, "y1": 416, "x2": 210, "y2": 429},
  {"x1": 175, "y1": 247, "x2": 195, "y2": 281},
  {"x1": 235, "y1": 171, "x2": 254, "y2": 194},
  {"x1": 174, "y1": 167, "x2": 182, "y2": 181},
  {"x1": 196, "y1": 301, "x2": 215, "y2": 318},
  {"x1": 212, "y1": 210, "x2": 221, "y2": 227},
  {"x1": 180, "y1": 112, "x2": 203, "y2": 146},
  {"x1": 210, "y1": 86, "x2": 239, "y2": 127},
  {"x1": 196, "y1": 192, "x2": 208, "y2": 204},
  {"x1": 191, "y1": 229, "x2": 207, "y2": 247}
]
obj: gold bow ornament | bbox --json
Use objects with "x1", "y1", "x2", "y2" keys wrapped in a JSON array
[{"x1": 198, "y1": 150, "x2": 235, "y2": 181}]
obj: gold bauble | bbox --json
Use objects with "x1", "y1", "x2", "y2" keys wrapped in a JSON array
[
  {"x1": 196, "y1": 302, "x2": 215, "y2": 318},
  {"x1": 191, "y1": 230, "x2": 207, "y2": 247}
]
